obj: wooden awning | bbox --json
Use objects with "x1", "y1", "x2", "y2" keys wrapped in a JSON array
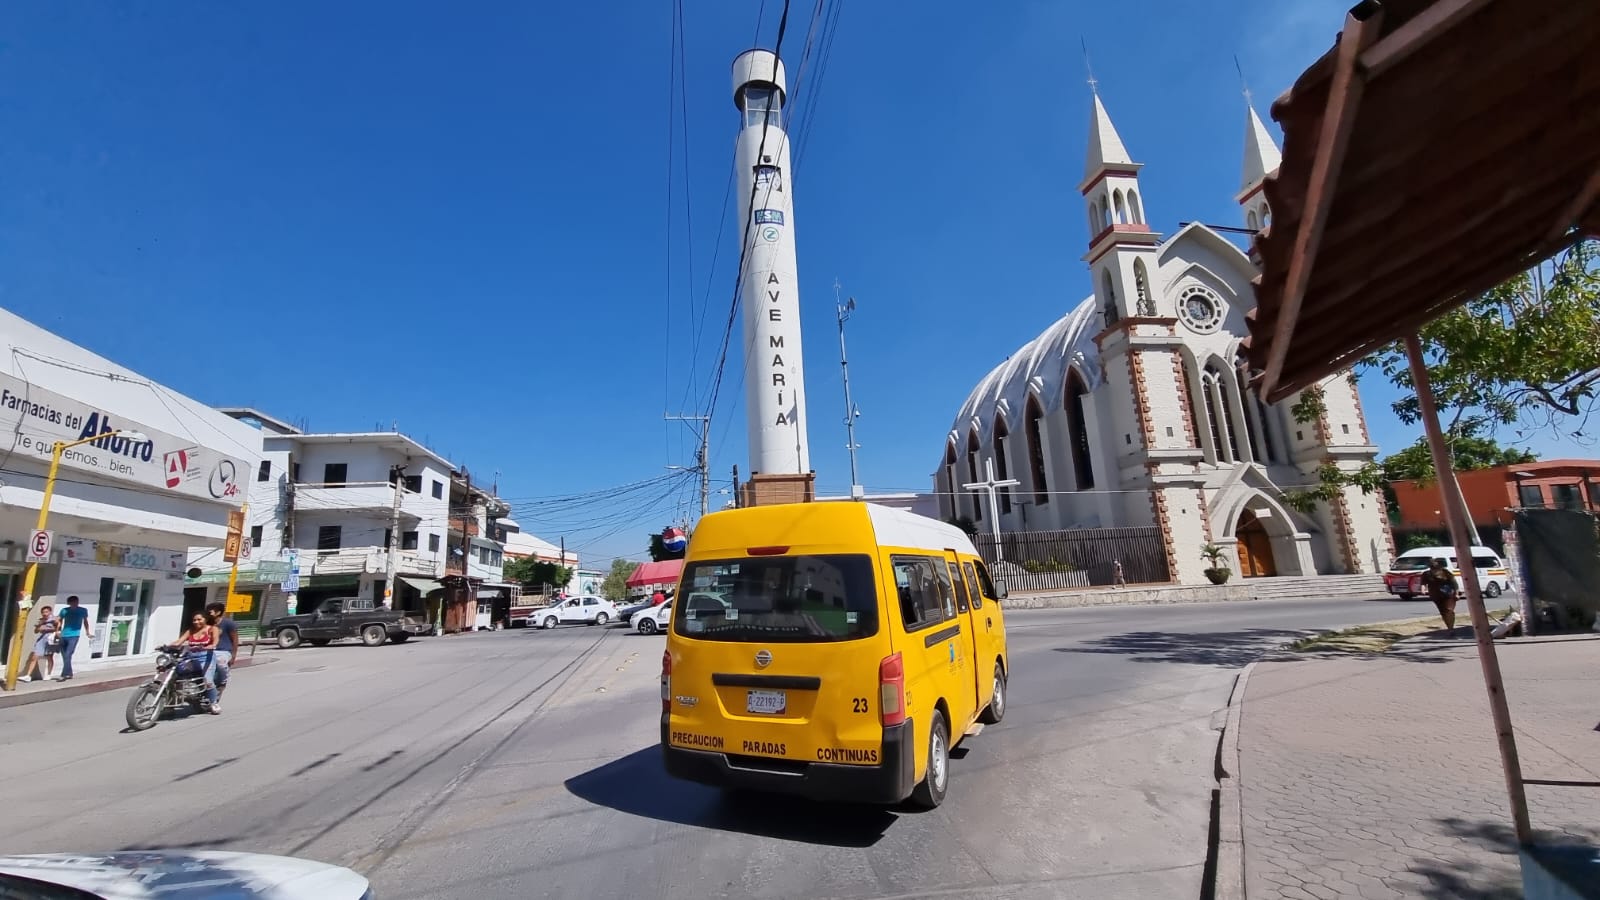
[{"x1": 1244, "y1": 0, "x2": 1600, "y2": 402}]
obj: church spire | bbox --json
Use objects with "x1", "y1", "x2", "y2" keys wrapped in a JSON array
[
  {"x1": 1239, "y1": 103, "x2": 1282, "y2": 194},
  {"x1": 1085, "y1": 94, "x2": 1135, "y2": 182},
  {"x1": 1238, "y1": 101, "x2": 1281, "y2": 231}
]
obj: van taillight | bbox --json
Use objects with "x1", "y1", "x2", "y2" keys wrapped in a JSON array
[
  {"x1": 747, "y1": 546, "x2": 789, "y2": 556},
  {"x1": 879, "y1": 652, "x2": 906, "y2": 727},
  {"x1": 660, "y1": 650, "x2": 672, "y2": 713}
]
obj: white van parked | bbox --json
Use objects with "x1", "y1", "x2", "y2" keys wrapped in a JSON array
[{"x1": 1383, "y1": 546, "x2": 1512, "y2": 599}]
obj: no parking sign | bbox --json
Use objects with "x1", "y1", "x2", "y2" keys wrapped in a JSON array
[{"x1": 26, "y1": 529, "x2": 52, "y2": 563}]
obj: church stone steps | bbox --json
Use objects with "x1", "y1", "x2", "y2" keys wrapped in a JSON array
[{"x1": 1005, "y1": 573, "x2": 1396, "y2": 610}]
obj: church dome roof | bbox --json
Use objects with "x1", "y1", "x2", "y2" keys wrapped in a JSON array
[{"x1": 947, "y1": 295, "x2": 1103, "y2": 446}]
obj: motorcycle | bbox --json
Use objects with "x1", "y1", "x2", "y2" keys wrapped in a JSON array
[{"x1": 124, "y1": 646, "x2": 213, "y2": 731}]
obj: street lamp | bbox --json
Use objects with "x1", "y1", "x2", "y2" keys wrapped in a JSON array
[{"x1": 4, "y1": 429, "x2": 150, "y2": 691}]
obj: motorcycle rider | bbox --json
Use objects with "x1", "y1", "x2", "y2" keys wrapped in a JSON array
[
  {"x1": 204, "y1": 601, "x2": 239, "y2": 714},
  {"x1": 173, "y1": 612, "x2": 219, "y2": 713}
]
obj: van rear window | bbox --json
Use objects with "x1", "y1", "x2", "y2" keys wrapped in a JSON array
[{"x1": 674, "y1": 555, "x2": 877, "y2": 642}]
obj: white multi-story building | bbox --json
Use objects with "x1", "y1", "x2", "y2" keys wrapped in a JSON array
[
  {"x1": 187, "y1": 409, "x2": 459, "y2": 627},
  {"x1": 934, "y1": 96, "x2": 1392, "y2": 584},
  {"x1": 1, "y1": 308, "x2": 257, "y2": 673}
]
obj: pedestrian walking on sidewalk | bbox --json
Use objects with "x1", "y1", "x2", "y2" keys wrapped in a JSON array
[
  {"x1": 55, "y1": 596, "x2": 92, "y2": 681},
  {"x1": 22, "y1": 605, "x2": 58, "y2": 682},
  {"x1": 204, "y1": 601, "x2": 238, "y2": 714},
  {"x1": 1423, "y1": 558, "x2": 1459, "y2": 635}
]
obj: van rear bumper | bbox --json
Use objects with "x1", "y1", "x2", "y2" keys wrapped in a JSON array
[{"x1": 660, "y1": 716, "x2": 916, "y2": 805}]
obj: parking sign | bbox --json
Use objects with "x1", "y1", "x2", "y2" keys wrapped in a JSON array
[{"x1": 26, "y1": 529, "x2": 53, "y2": 563}]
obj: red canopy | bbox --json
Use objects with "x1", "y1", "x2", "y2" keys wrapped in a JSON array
[{"x1": 626, "y1": 559, "x2": 683, "y2": 590}]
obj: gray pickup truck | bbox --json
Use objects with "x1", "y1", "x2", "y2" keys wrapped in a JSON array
[{"x1": 267, "y1": 596, "x2": 430, "y2": 648}]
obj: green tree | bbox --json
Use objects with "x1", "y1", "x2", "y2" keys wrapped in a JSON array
[
  {"x1": 647, "y1": 532, "x2": 686, "y2": 562},
  {"x1": 1380, "y1": 435, "x2": 1538, "y2": 485},
  {"x1": 1359, "y1": 239, "x2": 1600, "y2": 440},
  {"x1": 600, "y1": 558, "x2": 640, "y2": 601},
  {"x1": 502, "y1": 556, "x2": 573, "y2": 591},
  {"x1": 1279, "y1": 242, "x2": 1595, "y2": 514}
]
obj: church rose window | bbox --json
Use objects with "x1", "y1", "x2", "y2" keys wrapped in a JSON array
[{"x1": 1177, "y1": 286, "x2": 1224, "y2": 333}]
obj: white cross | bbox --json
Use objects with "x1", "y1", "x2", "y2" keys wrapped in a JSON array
[{"x1": 963, "y1": 457, "x2": 1020, "y2": 559}]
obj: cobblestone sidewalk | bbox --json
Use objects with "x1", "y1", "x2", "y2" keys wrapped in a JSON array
[{"x1": 1238, "y1": 633, "x2": 1599, "y2": 899}]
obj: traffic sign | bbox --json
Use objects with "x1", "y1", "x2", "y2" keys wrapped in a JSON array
[
  {"x1": 26, "y1": 529, "x2": 53, "y2": 563},
  {"x1": 226, "y1": 592, "x2": 254, "y2": 613}
]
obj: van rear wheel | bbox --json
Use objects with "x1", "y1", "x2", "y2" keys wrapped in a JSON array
[
  {"x1": 979, "y1": 663, "x2": 1006, "y2": 725},
  {"x1": 909, "y1": 712, "x2": 950, "y2": 810},
  {"x1": 1484, "y1": 581, "x2": 1502, "y2": 598}
]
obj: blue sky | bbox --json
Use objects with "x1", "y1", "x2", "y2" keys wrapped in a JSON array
[{"x1": 2, "y1": 1, "x2": 1588, "y2": 564}]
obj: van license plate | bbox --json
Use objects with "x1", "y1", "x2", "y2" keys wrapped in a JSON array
[{"x1": 747, "y1": 690, "x2": 787, "y2": 715}]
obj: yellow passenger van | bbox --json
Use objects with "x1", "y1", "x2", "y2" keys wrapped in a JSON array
[{"x1": 660, "y1": 501, "x2": 1009, "y2": 808}]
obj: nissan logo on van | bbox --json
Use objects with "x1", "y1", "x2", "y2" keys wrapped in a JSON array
[{"x1": 754, "y1": 649, "x2": 773, "y2": 668}]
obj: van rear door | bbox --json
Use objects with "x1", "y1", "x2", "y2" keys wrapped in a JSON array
[{"x1": 667, "y1": 553, "x2": 887, "y2": 766}]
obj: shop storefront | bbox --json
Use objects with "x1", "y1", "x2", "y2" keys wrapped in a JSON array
[{"x1": 1, "y1": 308, "x2": 259, "y2": 678}]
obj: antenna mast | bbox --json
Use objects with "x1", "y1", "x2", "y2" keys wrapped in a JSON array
[{"x1": 835, "y1": 280, "x2": 863, "y2": 500}]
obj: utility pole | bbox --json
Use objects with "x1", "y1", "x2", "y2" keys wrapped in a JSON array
[
  {"x1": 732, "y1": 465, "x2": 740, "y2": 509},
  {"x1": 835, "y1": 280, "x2": 864, "y2": 500},
  {"x1": 384, "y1": 465, "x2": 406, "y2": 608},
  {"x1": 665, "y1": 414, "x2": 712, "y2": 520}
]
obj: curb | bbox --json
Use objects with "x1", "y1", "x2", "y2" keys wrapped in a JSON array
[
  {"x1": 1207, "y1": 661, "x2": 1255, "y2": 900},
  {"x1": 0, "y1": 655, "x2": 277, "y2": 711}
]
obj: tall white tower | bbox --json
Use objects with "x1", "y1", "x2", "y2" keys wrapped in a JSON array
[{"x1": 733, "y1": 48, "x2": 810, "y2": 478}]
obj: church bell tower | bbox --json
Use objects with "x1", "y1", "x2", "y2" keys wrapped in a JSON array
[{"x1": 1081, "y1": 90, "x2": 1212, "y2": 583}]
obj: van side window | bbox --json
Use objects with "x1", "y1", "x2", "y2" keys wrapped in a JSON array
[
  {"x1": 973, "y1": 561, "x2": 1001, "y2": 602},
  {"x1": 891, "y1": 555, "x2": 948, "y2": 632},
  {"x1": 931, "y1": 559, "x2": 957, "y2": 620},
  {"x1": 963, "y1": 562, "x2": 983, "y2": 609},
  {"x1": 947, "y1": 562, "x2": 971, "y2": 613},
  {"x1": 1471, "y1": 556, "x2": 1499, "y2": 569}
]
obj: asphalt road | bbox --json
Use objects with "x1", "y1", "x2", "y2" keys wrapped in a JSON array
[{"x1": 0, "y1": 597, "x2": 1429, "y2": 899}]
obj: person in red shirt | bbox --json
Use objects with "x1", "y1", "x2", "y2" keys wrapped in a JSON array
[{"x1": 651, "y1": 589, "x2": 666, "y2": 607}]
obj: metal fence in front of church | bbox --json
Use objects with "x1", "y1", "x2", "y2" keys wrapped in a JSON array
[{"x1": 973, "y1": 526, "x2": 1171, "y2": 592}]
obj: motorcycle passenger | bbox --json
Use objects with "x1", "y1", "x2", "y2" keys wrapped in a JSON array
[
  {"x1": 203, "y1": 601, "x2": 238, "y2": 714},
  {"x1": 174, "y1": 613, "x2": 219, "y2": 713}
]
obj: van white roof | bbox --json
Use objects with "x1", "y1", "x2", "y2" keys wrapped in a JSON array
[
  {"x1": 865, "y1": 503, "x2": 980, "y2": 557},
  {"x1": 1396, "y1": 546, "x2": 1500, "y2": 557}
]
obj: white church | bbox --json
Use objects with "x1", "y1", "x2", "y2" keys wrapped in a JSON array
[{"x1": 934, "y1": 94, "x2": 1394, "y2": 585}]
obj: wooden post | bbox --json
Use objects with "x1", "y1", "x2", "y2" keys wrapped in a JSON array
[{"x1": 1405, "y1": 334, "x2": 1531, "y2": 844}]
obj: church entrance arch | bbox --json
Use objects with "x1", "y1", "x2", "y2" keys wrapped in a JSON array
[{"x1": 1235, "y1": 509, "x2": 1277, "y2": 578}]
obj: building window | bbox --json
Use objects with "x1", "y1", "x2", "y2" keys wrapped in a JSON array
[
  {"x1": 1101, "y1": 269, "x2": 1119, "y2": 327},
  {"x1": 993, "y1": 415, "x2": 1013, "y2": 514},
  {"x1": 431, "y1": 480, "x2": 444, "y2": 499},
  {"x1": 256, "y1": 460, "x2": 271, "y2": 482},
  {"x1": 323, "y1": 463, "x2": 347, "y2": 486},
  {"x1": 1590, "y1": 479, "x2": 1600, "y2": 508},
  {"x1": 1133, "y1": 259, "x2": 1154, "y2": 316},
  {"x1": 1066, "y1": 370, "x2": 1094, "y2": 490},
  {"x1": 1517, "y1": 483, "x2": 1545, "y2": 508},
  {"x1": 943, "y1": 440, "x2": 959, "y2": 516},
  {"x1": 316, "y1": 525, "x2": 342, "y2": 551},
  {"x1": 249, "y1": 525, "x2": 263, "y2": 548},
  {"x1": 290, "y1": 461, "x2": 301, "y2": 482},
  {"x1": 1024, "y1": 395, "x2": 1049, "y2": 505},
  {"x1": 742, "y1": 86, "x2": 783, "y2": 129},
  {"x1": 428, "y1": 534, "x2": 441, "y2": 553},
  {"x1": 966, "y1": 429, "x2": 982, "y2": 522},
  {"x1": 1552, "y1": 483, "x2": 1583, "y2": 510},
  {"x1": 402, "y1": 531, "x2": 419, "y2": 551},
  {"x1": 402, "y1": 474, "x2": 422, "y2": 493}
]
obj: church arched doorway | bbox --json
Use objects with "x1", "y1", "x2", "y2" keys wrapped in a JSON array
[{"x1": 1235, "y1": 510, "x2": 1277, "y2": 577}]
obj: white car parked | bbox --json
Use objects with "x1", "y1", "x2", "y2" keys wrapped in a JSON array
[
  {"x1": 634, "y1": 599, "x2": 673, "y2": 635},
  {"x1": 526, "y1": 596, "x2": 617, "y2": 629}
]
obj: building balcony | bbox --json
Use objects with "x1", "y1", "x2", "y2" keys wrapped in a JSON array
[
  {"x1": 292, "y1": 482, "x2": 431, "y2": 518},
  {"x1": 306, "y1": 547, "x2": 443, "y2": 579}
]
